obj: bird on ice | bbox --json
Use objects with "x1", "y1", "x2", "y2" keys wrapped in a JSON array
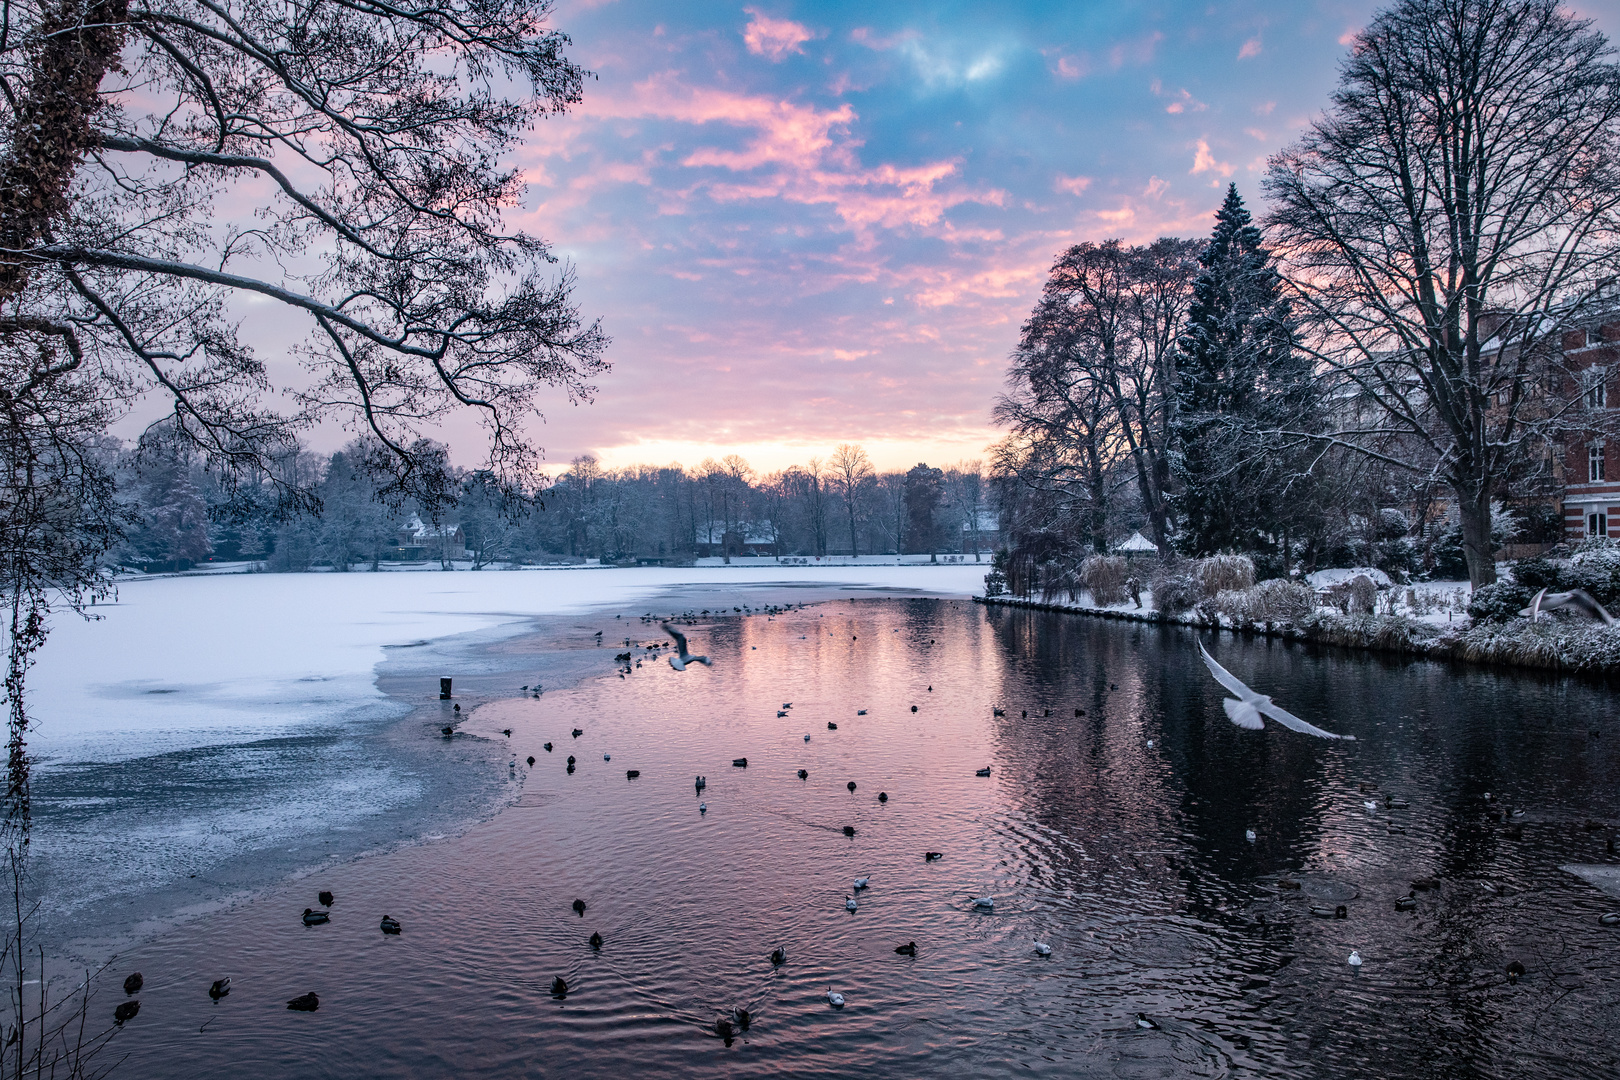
[
  {"x1": 1198, "y1": 644, "x2": 1353, "y2": 740},
  {"x1": 1520, "y1": 587, "x2": 1615, "y2": 625},
  {"x1": 661, "y1": 623, "x2": 711, "y2": 670}
]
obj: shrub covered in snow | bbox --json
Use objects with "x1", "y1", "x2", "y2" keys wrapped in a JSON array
[
  {"x1": 1077, "y1": 555, "x2": 1129, "y2": 606},
  {"x1": 1467, "y1": 582, "x2": 1533, "y2": 622},
  {"x1": 1210, "y1": 579, "x2": 1318, "y2": 624},
  {"x1": 1150, "y1": 558, "x2": 1199, "y2": 615},
  {"x1": 1196, "y1": 554, "x2": 1255, "y2": 599}
]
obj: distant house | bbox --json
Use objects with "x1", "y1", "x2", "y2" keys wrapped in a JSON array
[
  {"x1": 397, "y1": 514, "x2": 467, "y2": 560},
  {"x1": 695, "y1": 520, "x2": 779, "y2": 558},
  {"x1": 960, "y1": 510, "x2": 1001, "y2": 555}
]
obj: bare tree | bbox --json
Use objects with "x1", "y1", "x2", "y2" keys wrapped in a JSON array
[
  {"x1": 830, "y1": 444, "x2": 873, "y2": 557},
  {"x1": 1016, "y1": 239, "x2": 1198, "y2": 553},
  {"x1": 1265, "y1": 0, "x2": 1620, "y2": 586}
]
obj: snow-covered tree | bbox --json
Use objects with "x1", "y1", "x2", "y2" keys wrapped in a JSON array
[{"x1": 1172, "y1": 185, "x2": 1316, "y2": 560}]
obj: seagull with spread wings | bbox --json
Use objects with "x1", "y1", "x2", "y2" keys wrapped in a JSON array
[
  {"x1": 1199, "y1": 643, "x2": 1353, "y2": 740},
  {"x1": 662, "y1": 622, "x2": 711, "y2": 671},
  {"x1": 1519, "y1": 587, "x2": 1615, "y2": 625}
]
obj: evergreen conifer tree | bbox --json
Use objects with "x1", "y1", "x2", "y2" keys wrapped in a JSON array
[{"x1": 1172, "y1": 185, "x2": 1315, "y2": 560}]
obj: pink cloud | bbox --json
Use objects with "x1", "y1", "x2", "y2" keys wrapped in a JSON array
[
  {"x1": 1053, "y1": 173, "x2": 1092, "y2": 196},
  {"x1": 743, "y1": 8, "x2": 814, "y2": 61},
  {"x1": 1190, "y1": 139, "x2": 1233, "y2": 177},
  {"x1": 1238, "y1": 36, "x2": 1263, "y2": 60}
]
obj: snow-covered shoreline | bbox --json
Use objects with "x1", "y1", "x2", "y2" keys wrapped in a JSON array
[{"x1": 979, "y1": 593, "x2": 1620, "y2": 676}]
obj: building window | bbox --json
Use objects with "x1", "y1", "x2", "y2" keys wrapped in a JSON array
[
  {"x1": 1592, "y1": 512, "x2": 1609, "y2": 537},
  {"x1": 1592, "y1": 445, "x2": 1607, "y2": 482},
  {"x1": 1588, "y1": 368, "x2": 1609, "y2": 410}
]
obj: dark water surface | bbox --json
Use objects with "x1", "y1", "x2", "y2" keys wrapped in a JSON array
[{"x1": 103, "y1": 600, "x2": 1620, "y2": 1078}]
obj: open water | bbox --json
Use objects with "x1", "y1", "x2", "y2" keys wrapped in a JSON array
[{"x1": 95, "y1": 599, "x2": 1620, "y2": 1078}]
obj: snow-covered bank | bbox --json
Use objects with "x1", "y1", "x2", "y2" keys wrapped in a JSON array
[
  {"x1": 34, "y1": 564, "x2": 987, "y2": 765},
  {"x1": 979, "y1": 592, "x2": 1620, "y2": 677}
]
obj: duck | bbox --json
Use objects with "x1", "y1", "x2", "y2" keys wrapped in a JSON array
[
  {"x1": 733, "y1": 758, "x2": 748, "y2": 767},
  {"x1": 925, "y1": 852, "x2": 943, "y2": 861},
  {"x1": 380, "y1": 915, "x2": 402, "y2": 934},
  {"x1": 1599, "y1": 912, "x2": 1620, "y2": 926},
  {"x1": 970, "y1": 895, "x2": 994, "y2": 909},
  {"x1": 551, "y1": 977, "x2": 568, "y2": 998},
  {"x1": 878, "y1": 792, "x2": 888, "y2": 803},
  {"x1": 804, "y1": 734, "x2": 811, "y2": 742},
  {"x1": 828, "y1": 722, "x2": 838, "y2": 730},
  {"x1": 695, "y1": 775, "x2": 706, "y2": 790},
  {"x1": 567, "y1": 755, "x2": 576, "y2": 765},
  {"x1": 566, "y1": 763, "x2": 575, "y2": 773},
  {"x1": 1309, "y1": 905, "x2": 1348, "y2": 919},
  {"x1": 911, "y1": 706, "x2": 918, "y2": 713},
  {"x1": 1245, "y1": 829, "x2": 1256, "y2": 843},
  {"x1": 123, "y1": 972, "x2": 143, "y2": 996},
  {"x1": 1348, "y1": 950, "x2": 1363, "y2": 967},
  {"x1": 845, "y1": 895, "x2": 858, "y2": 912},
  {"x1": 699, "y1": 802, "x2": 708, "y2": 814},
  {"x1": 302, "y1": 908, "x2": 330, "y2": 926},
  {"x1": 975, "y1": 767, "x2": 991, "y2": 777},
  {"x1": 895, "y1": 941, "x2": 917, "y2": 956},
  {"x1": 572, "y1": 899, "x2": 587, "y2": 916},
  {"x1": 778, "y1": 711, "x2": 788, "y2": 718},
  {"x1": 502, "y1": 728, "x2": 512, "y2": 737},
  {"x1": 543, "y1": 743, "x2": 553, "y2": 752},
  {"x1": 113, "y1": 1000, "x2": 140, "y2": 1025},
  {"x1": 847, "y1": 781, "x2": 857, "y2": 792},
  {"x1": 857, "y1": 710, "x2": 867, "y2": 715},
  {"x1": 1146, "y1": 739, "x2": 1154, "y2": 748},
  {"x1": 1034, "y1": 941, "x2": 1052, "y2": 956},
  {"x1": 842, "y1": 826, "x2": 856, "y2": 836},
  {"x1": 853, "y1": 877, "x2": 870, "y2": 890},
  {"x1": 318, "y1": 890, "x2": 334, "y2": 906},
  {"x1": 734, "y1": 1007, "x2": 751, "y2": 1030},
  {"x1": 626, "y1": 770, "x2": 640, "y2": 779},
  {"x1": 572, "y1": 728, "x2": 583, "y2": 738},
  {"x1": 527, "y1": 756, "x2": 535, "y2": 766},
  {"x1": 1506, "y1": 960, "x2": 1525, "y2": 983},
  {"x1": 1135, "y1": 1012, "x2": 1159, "y2": 1030},
  {"x1": 798, "y1": 769, "x2": 808, "y2": 779},
  {"x1": 770, "y1": 946, "x2": 786, "y2": 966},
  {"x1": 714, "y1": 1016, "x2": 734, "y2": 1041},
  {"x1": 1395, "y1": 895, "x2": 1418, "y2": 912},
  {"x1": 286, "y1": 992, "x2": 319, "y2": 1012},
  {"x1": 603, "y1": 753, "x2": 611, "y2": 761},
  {"x1": 589, "y1": 931, "x2": 603, "y2": 949},
  {"x1": 208, "y1": 977, "x2": 231, "y2": 1000},
  {"x1": 826, "y1": 988, "x2": 845, "y2": 1007}
]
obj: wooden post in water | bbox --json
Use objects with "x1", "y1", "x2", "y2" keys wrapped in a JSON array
[{"x1": 440, "y1": 677, "x2": 452, "y2": 700}]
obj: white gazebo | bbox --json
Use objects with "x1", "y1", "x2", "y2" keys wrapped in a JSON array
[{"x1": 1114, "y1": 531, "x2": 1158, "y2": 555}]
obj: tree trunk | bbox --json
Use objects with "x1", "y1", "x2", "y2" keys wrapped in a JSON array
[{"x1": 1455, "y1": 484, "x2": 1498, "y2": 588}]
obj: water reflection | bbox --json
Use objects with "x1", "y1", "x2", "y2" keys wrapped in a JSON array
[{"x1": 105, "y1": 600, "x2": 1620, "y2": 1079}]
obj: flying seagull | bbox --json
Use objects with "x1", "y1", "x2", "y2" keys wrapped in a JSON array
[
  {"x1": 1519, "y1": 587, "x2": 1615, "y2": 625},
  {"x1": 662, "y1": 623, "x2": 711, "y2": 671},
  {"x1": 1199, "y1": 643, "x2": 1353, "y2": 740}
]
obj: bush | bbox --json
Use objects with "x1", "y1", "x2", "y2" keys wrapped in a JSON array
[
  {"x1": 1078, "y1": 555, "x2": 1128, "y2": 606},
  {"x1": 984, "y1": 550, "x2": 1009, "y2": 597},
  {"x1": 1212, "y1": 579, "x2": 1318, "y2": 624},
  {"x1": 1510, "y1": 556, "x2": 1561, "y2": 590},
  {"x1": 1196, "y1": 554, "x2": 1255, "y2": 599},
  {"x1": 1563, "y1": 540, "x2": 1620, "y2": 609},
  {"x1": 1150, "y1": 558, "x2": 1199, "y2": 615},
  {"x1": 1466, "y1": 581, "x2": 1533, "y2": 623}
]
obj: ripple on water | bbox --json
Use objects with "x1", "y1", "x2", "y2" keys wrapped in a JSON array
[{"x1": 101, "y1": 600, "x2": 1620, "y2": 1079}]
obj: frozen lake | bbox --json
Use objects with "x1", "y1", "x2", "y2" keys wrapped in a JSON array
[
  {"x1": 83, "y1": 599, "x2": 1620, "y2": 1079},
  {"x1": 28, "y1": 565, "x2": 987, "y2": 953}
]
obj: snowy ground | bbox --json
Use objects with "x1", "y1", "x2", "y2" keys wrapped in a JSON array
[{"x1": 27, "y1": 564, "x2": 988, "y2": 957}]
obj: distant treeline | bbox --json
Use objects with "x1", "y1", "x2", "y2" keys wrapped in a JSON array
[{"x1": 108, "y1": 436, "x2": 1004, "y2": 571}]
